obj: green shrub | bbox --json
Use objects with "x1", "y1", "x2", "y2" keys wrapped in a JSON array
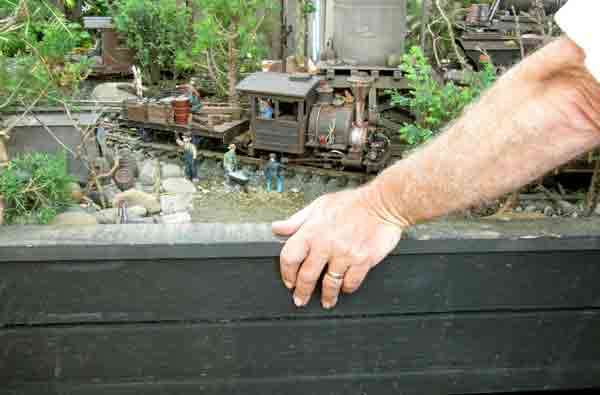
[
  {"x1": 113, "y1": 0, "x2": 192, "y2": 83},
  {"x1": 0, "y1": 152, "x2": 74, "y2": 225},
  {"x1": 390, "y1": 46, "x2": 496, "y2": 146}
]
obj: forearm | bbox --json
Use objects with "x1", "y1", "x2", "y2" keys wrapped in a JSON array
[{"x1": 368, "y1": 37, "x2": 600, "y2": 226}]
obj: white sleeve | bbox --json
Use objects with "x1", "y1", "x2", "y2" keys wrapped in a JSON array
[{"x1": 555, "y1": 0, "x2": 600, "y2": 82}]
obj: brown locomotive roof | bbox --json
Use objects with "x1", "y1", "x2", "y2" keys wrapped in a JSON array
[{"x1": 236, "y1": 72, "x2": 321, "y2": 99}]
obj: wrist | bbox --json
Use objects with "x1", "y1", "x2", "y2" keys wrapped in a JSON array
[{"x1": 358, "y1": 175, "x2": 412, "y2": 229}]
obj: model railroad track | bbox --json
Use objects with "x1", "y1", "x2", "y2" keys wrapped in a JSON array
[{"x1": 106, "y1": 128, "x2": 373, "y2": 182}]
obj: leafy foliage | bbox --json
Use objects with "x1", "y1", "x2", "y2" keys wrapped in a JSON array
[
  {"x1": 192, "y1": 0, "x2": 277, "y2": 101},
  {"x1": 113, "y1": 0, "x2": 191, "y2": 83},
  {"x1": 0, "y1": 152, "x2": 74, "y2": 224},
  {"x1": 391, "y1": 46, "x2": 496, "y2": 146},
  {"x1": 302, "y1": 0, "x2": 316, "y2": 14},
  {"x1": 0, "y1": 1, "x2": 92, "y2": 109}
]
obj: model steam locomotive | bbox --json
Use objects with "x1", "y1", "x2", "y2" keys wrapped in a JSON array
[{"x1": 237, "y1": 72, "x2": 390, "y2": 173}]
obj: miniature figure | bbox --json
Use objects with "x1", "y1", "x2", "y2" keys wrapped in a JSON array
[
  {"x1": 176, "y1": 133, "x2": 199, "y2": 182},
  {"x1": 264, "y1": 153, "x2": 284, "y2": 193},
  {"x1": 178, "y1": 78, "x2": 203, "y2": 113},
  {"x1": 223, "y1": 143, "x2": 239, "y2": 178},
  {"x1": 259, "y1": 98, "x2": 274, "y2": 119}
]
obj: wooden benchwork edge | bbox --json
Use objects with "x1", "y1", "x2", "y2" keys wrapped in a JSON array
[{"x1": 1, "y1": 219, "x2": 600, "y2": 262}]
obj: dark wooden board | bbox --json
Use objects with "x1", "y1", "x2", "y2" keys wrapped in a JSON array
[
  {"x1": 2, "y1": 311, "x2": 600, "y2": 392},
  {"x1": 1, "y1": 250, "x2": 600, "y2": 326},
  {"x1": 1, "y1": 221, "x2": 600, "y2": 394}
]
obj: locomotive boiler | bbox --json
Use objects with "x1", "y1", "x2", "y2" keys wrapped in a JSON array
[{"x1": 236, "y1": 72, "x2": 390, "y2": 173}]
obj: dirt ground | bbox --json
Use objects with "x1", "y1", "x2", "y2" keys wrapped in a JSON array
[{"x1": 191, "y1": 178, "x2": 308, "y2": 223}]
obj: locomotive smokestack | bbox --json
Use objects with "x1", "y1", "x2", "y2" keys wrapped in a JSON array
[{"x1": 348, "y1": 73, "x2": 374, "y2": 128}]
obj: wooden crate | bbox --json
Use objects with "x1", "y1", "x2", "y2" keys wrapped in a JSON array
[
  {"x1": 126, "y1": 101, "x2": 147, "y2": 123},
  {"x1": 147, "y1": 103, "x2": 173, "y2": 125},
  {"x1": 198, "y1": 104, "x2": 242, "y2": 120}
]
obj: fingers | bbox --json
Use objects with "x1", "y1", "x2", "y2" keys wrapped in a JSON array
[
  {"x1": 321, "y1": 265, "x2": 346, "y2": 310},
  {"x1": 293, "y1": 247, "x2": 329, "y2": 307},
  {"x1": 279, "y1": 232, "x2": 310, "y2": 290},
  {"x1": 272, "y1": 200, "x2": 317, "y2": 237},
  {"x1": 342, "y1": 264, "x2": 371, "y2": 294}
]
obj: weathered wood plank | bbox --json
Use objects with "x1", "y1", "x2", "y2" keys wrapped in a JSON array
[
  {"x1": 2, "y1": 220, "x2": 600, "y2": 262},
  {"x1": 1, "y1": 221, "x2": 599, "y2": 394},
  {"x1": 1, "y1": 251, "x2": 600, "y2": 326},
  {"x1": 5, "y1": 367, "x2": 600, "y2": 395},
  {"x1": 2, "y1": 311, "x2": 599, "y2": 391}
]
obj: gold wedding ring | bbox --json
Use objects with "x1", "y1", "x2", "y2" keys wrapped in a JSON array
[{"x1": 326, "y1": 271, "x2": 344, "y2": 280}]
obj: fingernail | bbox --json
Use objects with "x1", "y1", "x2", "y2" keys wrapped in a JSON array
[
  {"x1": 284, "y1": 280, "x2": 293, "y2": 289},
  {"x1": 293, "y1": 295, "x2": 306, "y2": 307},
  {"x1": 322, "y1": 298, "x2": 337, "y2": 310}
]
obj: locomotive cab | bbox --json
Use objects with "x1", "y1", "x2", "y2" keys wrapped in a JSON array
[{"x1": 237, "y1": 72, "x2": 321, "y2": 156}]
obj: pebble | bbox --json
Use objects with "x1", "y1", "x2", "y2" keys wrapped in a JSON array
[
  {"x1": 162, "y1": 178, "x2": 196, "y2": 194},
  {"x1": 558, "y1": 200, "x2": 577, "y2": 215},
  {"x1": 139, "y1": 159, "x2": 160, "y2": 186},
  {"x1": 96, "y1": 206, "x2": 148, "y2": 224},
  {"x1": 160, "y1": 193, "x2": 194, "y2": 215},
  {"x1": 159, "y1": 211, "x2": 192, "y2": 224},
  {"x1": 543, "y1": 206, "x2": 554, "y2": 217},
  {"x1": 524, "y1": 205, "x2": 538, "y2": 213},
  {"x1": 161, "y1": 162, "x2": 184, "y2": 179},
  {"x1": 69, "y1": 182, "x2": 84, "y2": 203},
  {"x1": 49, "y1": 212, "x2": 98, "y2": 226},
  {"x1": 114, "y1": 189, "x2": 161, "y2": 214}
]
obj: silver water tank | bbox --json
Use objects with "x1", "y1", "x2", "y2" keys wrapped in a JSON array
[
  {"x1": 331, "y1": 0, "x2": 407, "y2": 67},
  {"x1": 502, "y1": 0, "x2": 568, "y2": 14}
]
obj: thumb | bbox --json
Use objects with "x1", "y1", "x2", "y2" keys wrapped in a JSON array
[{"x1": 272, "y1": 200, "x2": 318, "y2": 236}]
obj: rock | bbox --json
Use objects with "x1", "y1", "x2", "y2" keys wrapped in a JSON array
[
  {"x1": 64, "y1": 205, "x2": 87, "y2": 214},
  {"x1": 139, "y1": 159, "x2": 160, "y2": 186},
  {"x1": 129, "y1": 205, "x2": 148, "y2": 217},
  {"x1": 161, "y1": 162, "x2": 184, "y2": 179},
  {"x1": 515, "y1": 206, "x2": 523, "y2": 213},
  {"x1": 126, "y1": 217, "x2": 156, "y2": 224},
  {"x1": 571, "y1": 212, "x2": 580, "y2": 218},
  {"x1": 596, "y1": 204, "x2": 600, "y2": 216},
  {"x1": 162, "y1": 178, "x2": 196, "y2": 194},
  {"x1": 159, "y1": 211, "x2": 192, "y2": 224},
  {"x1": 69, "y1": 182, "x2": 84, "y2": 202},
  {"x1": 96, "y1": 205, "x2": 148, "y2": 224},
  {"x1": 160, "y1": 193, "x2": 194, "y2": 214},
  {"x1": 114, "y1": 190, "x2": 161, "y2": 214},
  {"x1": 524, "y1": 205, "x2": 538, "y2": 213},
  {"x1": 543, "y1": 206, "x2": 554, "y2": 217},
  {"x1": 91, "y1": 82, "x2": 137, "y2": 102},
  {"x1": 290, "y1": 187, "x2": 301, "y2": 193},
  {"x1": 102, "y1": 183, "x2": 121, "y2": 204},
  {"x1": 50, "y1": 212, "x2": 98, "y2": 226},
  {"x1": 558, "y1": 200, "x2": 577, "y2": 215}
]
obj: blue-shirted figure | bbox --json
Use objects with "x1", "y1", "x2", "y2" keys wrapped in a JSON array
[
  {"x1": 259, "y1": 98, "x2": 273, "y2": 119},
  {"x1": 264, "y1": 153, "x2": 284, "y2": 193}
]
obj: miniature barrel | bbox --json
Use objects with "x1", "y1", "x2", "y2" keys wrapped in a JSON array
[
  {"x1": 113, "y1": 167, "x2": 135, "y2": 192},
  {"x1": 113, "y1": 149, "x2": 137, "y2": 191},
  {"x1": 173, "y1": 96, "x2": 191, "y2": 125}
]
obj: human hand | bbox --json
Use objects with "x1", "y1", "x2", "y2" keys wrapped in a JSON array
[{"x1": 272, "y1": 185, "x2": 405, "y2": 309}]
